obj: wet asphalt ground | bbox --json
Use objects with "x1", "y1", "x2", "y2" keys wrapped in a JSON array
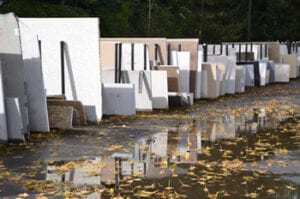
[{"x1": 0, "y1": 79, "x2": 299, "y2": 198}]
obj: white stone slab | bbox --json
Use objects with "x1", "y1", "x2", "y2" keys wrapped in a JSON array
[
  {"x1": 19, "y1": 20, "x2": 49, "y2": 132},
  {"x1": 5, "y1": 98, "x2": 24, "y2": 141},
  {"x1": 121, "y1": 43, "x2": 150, "y2": 71},
  {"x1": 121, "y1": 71, "x2": 152, "y2": 111},
  {"x1": 274, "y1": 64, "x2": 290, "y2": 82},
  {"x1": 102, "y1": 83, "x2": 136, "y2": 115},
  {"x1": 259, "y1": 62, "x2": 267, "y2": 86},
  {"x1": 0, "y1": 61, "x2": 7, "y2": 142},
  {"x1": 20, "y1": 18, "x2": 102, "y2": 123},
  {"x1": 0, "y1": 13, "x2": 29, "y2": 133},
  {"x1": 280, "y1": 44, "x2": 288, "y2": 56},
  {"x1": 150, "y1": 71, "x2": 168, "y2": 109},
  {"x1": 195, "y1": 50, "x2": 203, "y2": 99},
  {"x1": 235, "y1": 65, "x2": 246, "y2": 93},
  {"x1": 170, "y1": 51, "x2": 190, "y2": 93}
]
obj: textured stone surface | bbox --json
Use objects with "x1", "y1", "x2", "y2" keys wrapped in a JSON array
[
  {"x1": 47, "y1": 100, "x2": 87, "y2": 126},
  {"x1": 48, "y1": 105, "x2": 73, "y2": 129}
]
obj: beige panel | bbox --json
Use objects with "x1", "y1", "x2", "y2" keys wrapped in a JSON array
[
  {"x1": 282, "y1": 54, "x2": 297, "y2": 78},
  {"x1": 267, "y1": 42, "x2": 280, "y2": 63},
  {"x1": 100, "y1": 41, "x2": 118, "y2": 69},
  {"x1": 101, "y1": 38, "x2": 167, "y2": 65},
  {"x1": 167, "y1": 39, "x2": 199, "y2": 94}
]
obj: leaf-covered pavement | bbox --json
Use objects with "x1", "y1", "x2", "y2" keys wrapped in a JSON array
[{"x1": 0, "y1": 79, "x2": 299, "y2": 198}]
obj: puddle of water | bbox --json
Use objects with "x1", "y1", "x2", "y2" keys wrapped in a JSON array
[{"x1": 42, "y1": 106, "x2": 300, "y2": 198}]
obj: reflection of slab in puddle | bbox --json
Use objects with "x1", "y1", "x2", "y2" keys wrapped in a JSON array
[{"x1": 46, "y1": 158, "x2": 102, "y2": 185}]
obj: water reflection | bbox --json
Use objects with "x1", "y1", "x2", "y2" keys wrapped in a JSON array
[{"x1": 45, "y1": 107, "x2": 299, "y2": 198}]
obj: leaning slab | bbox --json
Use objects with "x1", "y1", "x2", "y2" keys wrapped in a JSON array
[
  {"x1": 0, "y1": 61, "x2": 8, "y2": 142},
  {"x1": 19, "y1": 19, "x2": 49, "y2": 132},
  {"x1": 282, "y1": 54, "x2": 297, "y2": 78},
  {"x1": 5, "y1": 98, "x2": 24, "y2": 141}
]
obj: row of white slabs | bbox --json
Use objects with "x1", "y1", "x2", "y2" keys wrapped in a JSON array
[
  {"x1": 101, "y1": 42, "x2": 168, "y2": 115},
  {"x1": 0, "y1": 13, "x2": 103, "y2": 142}
]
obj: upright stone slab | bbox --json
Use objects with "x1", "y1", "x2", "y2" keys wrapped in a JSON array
[
  {"x1": 0, "y1": 13, "x2": 29, "y2": 134},
  {"x1": 170, "y1": 51, "x2": 190, "y2": 93},
  {"x1": 101, "y1": 38, "x2": 168, "y2": 65},
  {"x1": 167, "y1": 39, "x2": 198, "y2": 94},
  {"x1": 150, "y1": 71, "x2": 168, "y2": 109},
  {"x1": 195, "y1": 49, "x2": 203, "y2": 99},
  {"x1": 20, "y1": 18, "x2": 102, "y2": 123},
  {"x1": 274, "y1": 64, "x2": 290, "y2": 82},
  {"x1": 282, "y1": 54, "x2": 297, "y2": 78},
  {"x1": 235, "y1": 65, "x2": 246, "y2": 93},
  {"x1": 259, "y1": 62, "x2": 267, "y2": 86},
  {"x1": 245, "y1": 65, "x2": 255, "y2": 87},
  {"x1": 102, "y1": 83, "x2": 136, "y2": 115},
  {"x1": 48, "y1": 105, "x2": 73, "y2": 129},
  {"x1": 201, "y1": 63, "x2": 222, "y2": 99},
  {"x1": 268, "y1": 42, "x2": 280, "y2": 63},
  {"x1": 100, "y1": 41, "x2": 119, "y2": 83},
  {"x1": 19, "y1": 20, "x2": 49, "y2": 132},
  {"x1": 5, "y1": 98, "x2": 24, "y2": 141},
  {"x1": 121, "y1": 71, "x2": 152, "y2": 111},
  {"x1": 0, "y1": 61, "x2": 7, "y2": 142},
  {"x1": 120, "y1": 43, "x2": 150, "y2": 71}
]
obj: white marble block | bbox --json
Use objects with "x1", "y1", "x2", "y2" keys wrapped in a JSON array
[
  {"x1": 102, "y1": 83, "x2": 136, "y2": 115},
  {"x1": 150, "y1": 71, "x2": 168, "y2": 109}
]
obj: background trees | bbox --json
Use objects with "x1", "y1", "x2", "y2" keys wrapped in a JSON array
[{"x1": 0, "y1": 0, "x2": 299, "y2": 42}]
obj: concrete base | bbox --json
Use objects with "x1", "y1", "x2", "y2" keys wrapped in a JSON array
[
  {"x1": 48, "y1": 105, "x2": 73, "y2": 129},
  {"x1": 274, "y1": 64, "x2": 290, "y2": 82},
  {"x1": 5, "y1": 98, "x2": 24, "y2": 141},
  {"x1": 121, "y1": 71, "x2": 152, "y2": 112},
  {"x1": 151, "y1": 71, "x2": 168, "y2": 109},
  {"x1": 168, "y1": 92, "x2": 193, "y2": 107},
  {"x1": 235, "y1": 66, "x2": 246, "y2": 93},
  {"x1": 102, "y1": 83, "x2": 136, "y2": 115}
]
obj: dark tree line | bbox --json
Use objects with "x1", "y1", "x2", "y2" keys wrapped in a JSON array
[{"x1": 1, "y1": 0, "x2": 299, "y2": 42}]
